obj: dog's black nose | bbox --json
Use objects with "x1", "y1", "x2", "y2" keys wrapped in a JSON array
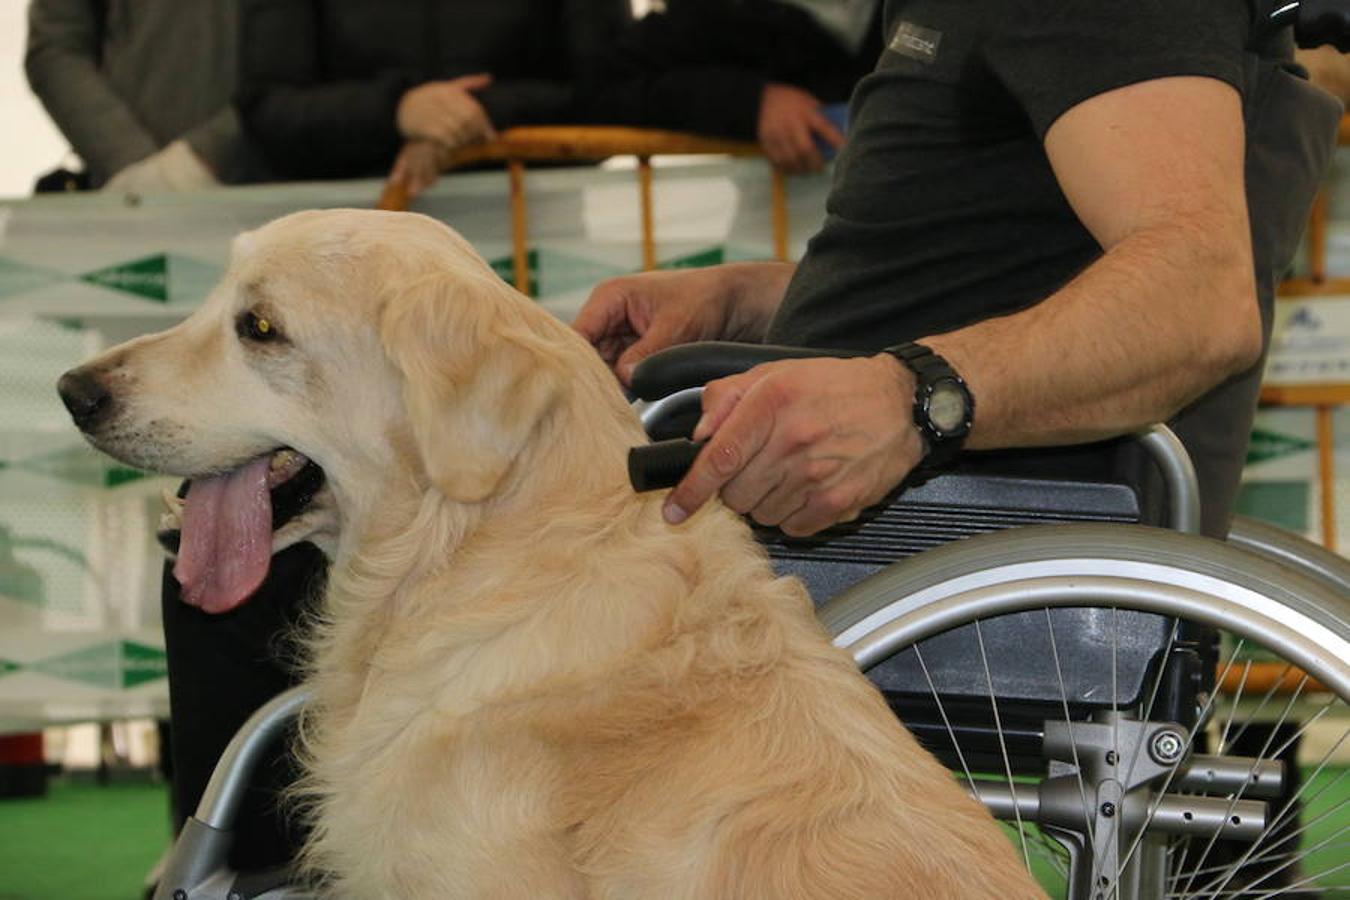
[{"x1": 57, "y1": 369, "x2": 114, "y2": 430}]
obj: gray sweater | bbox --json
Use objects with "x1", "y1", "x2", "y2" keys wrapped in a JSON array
[{"x1": 25, "y1": 0, "x2": 267, "y2": 185}]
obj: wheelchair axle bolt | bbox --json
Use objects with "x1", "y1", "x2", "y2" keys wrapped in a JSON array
[{"x1": 1149, "y1": 729, "x2": 1185, "y2": 765}]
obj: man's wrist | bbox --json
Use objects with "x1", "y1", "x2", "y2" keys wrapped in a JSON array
[
  {"x1": 722, "y1": 262, "x2": 791, "y2": 340},
  {"x1": 882, "y1": 342, "x2": 975, "y2": 472}
]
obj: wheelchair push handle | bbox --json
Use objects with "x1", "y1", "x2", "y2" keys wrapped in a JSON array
[
  {"x1": 629, "y1": 341, "x2": 867, "y2": 401},
  {"x1": 629, "y1": 438, "x2": 705, "y2": 491},
  {"x1": 628, "y1": 342, "x2": 863, "y2": 492}
]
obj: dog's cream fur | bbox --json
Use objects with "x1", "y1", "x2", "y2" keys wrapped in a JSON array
[{"x1": 70, "y1": 210, "x2": 1044, "y2": 899}]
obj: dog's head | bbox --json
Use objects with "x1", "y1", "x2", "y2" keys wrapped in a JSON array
[{"x1": 58, "y1": 209, "x2": 618, "y2": 613}]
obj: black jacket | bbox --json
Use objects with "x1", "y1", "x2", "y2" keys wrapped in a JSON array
[
  {"x1": 237, "y1": 0, "x2": 630, "y2": 179},
  {"x1": 583, "y1": 0, "x2": 882, "y2": 141}
]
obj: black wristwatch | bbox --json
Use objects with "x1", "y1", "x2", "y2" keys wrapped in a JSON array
[{"x1": 884, "y1": 342, "x2": 975, "y2": 472}]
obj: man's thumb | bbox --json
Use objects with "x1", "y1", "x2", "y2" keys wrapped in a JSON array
[
  {"x1": 616, "y1": 333, "x2": 668, "y2": 386},
  {"x1": 455, "y1": 73, "x2": 494, "y2": 92}
]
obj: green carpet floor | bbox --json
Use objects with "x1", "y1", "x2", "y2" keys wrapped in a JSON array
[
  {"x1": 0, "y1": 772, "x2": 1345, "y2": 899},
  {"x1": 0, "y1": 780, "x2": 169, "y2": 900}
]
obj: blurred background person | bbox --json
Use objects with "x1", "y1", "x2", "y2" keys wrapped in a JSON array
[
  {"x1": 583, "y1": 0, "x2": 881, "y2": 173},
  {"x1": 25, "y1": 0, "x2": 271, "y2": 193},
  {"x1": 236, "y1": 0, "x2": 631, "y2": 201}
]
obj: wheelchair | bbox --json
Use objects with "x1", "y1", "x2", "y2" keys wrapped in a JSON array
[{"x1": 149, "y1": 332, "x2": 1350, "y2": 900}]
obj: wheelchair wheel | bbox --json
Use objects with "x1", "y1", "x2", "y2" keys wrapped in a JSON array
[{"x1": 819, "y1": 523, "x2": 1349, "y2": 900}]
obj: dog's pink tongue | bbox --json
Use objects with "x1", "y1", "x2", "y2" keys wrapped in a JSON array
[{"x1": 173, "y1": 456, "x2": 273, "y2": 614}]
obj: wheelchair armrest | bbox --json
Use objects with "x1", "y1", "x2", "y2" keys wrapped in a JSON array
[{"x1": 630, "y1": 342, "x2": 868, "y2": 400}]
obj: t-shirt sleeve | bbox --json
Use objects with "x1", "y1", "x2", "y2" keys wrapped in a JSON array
[{"x1": 982, "y1": 0, "x2": 1249, "y2": 139}]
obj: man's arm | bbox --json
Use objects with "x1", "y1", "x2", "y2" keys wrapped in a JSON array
[
  {"x1": 925, "y1": 75, "x2": 1260, "y2": 448},
  {"x1": 666, "y1": 76, "x2": 1260, "y2": 535},
  {"x1": 25, "y1": 0, "x2": 159, "y2": 182}
]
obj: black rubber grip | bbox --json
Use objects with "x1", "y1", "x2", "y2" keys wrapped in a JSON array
[
  {"x1": 630, "y1": 342, "x2": 867, "y2": 401},
  {"x1": 628, "y1": 439, "x2": 704, "y2": 491},
  {"x1": 1297, "y1": 0, "x2": 1350, "y2": 51}
]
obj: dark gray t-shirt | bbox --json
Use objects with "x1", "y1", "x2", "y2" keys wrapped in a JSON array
[
  {"x1": 768, "y1": 0, "x2": 1248, "y2": 350},
  {"x1": 765, "y1": 0, "x2": 1340, "y2": 537}
]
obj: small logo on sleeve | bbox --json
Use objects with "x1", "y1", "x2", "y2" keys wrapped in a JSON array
[{"x1": 888, "y1": 21, "x2": 942, "y2": 63}]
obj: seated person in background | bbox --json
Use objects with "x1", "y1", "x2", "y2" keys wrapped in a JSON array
[
  {"x1": 584, "y1": 0, "x2": 882, "y2": 173},
  {"x1": 25, "y1": 0, "x2": 270, "y2": 191},
  {"x1": 236, "y1": 0, "x2": 631, "y2": 200}
]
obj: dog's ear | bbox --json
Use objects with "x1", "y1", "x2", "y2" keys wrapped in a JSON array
[{"x1": 380, "y1": 273, "x2": 565, "y2": 503}]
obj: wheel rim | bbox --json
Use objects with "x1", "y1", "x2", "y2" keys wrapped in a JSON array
[{"x1": 829, "y1": 540, "x2": 1349, "y2": 899}]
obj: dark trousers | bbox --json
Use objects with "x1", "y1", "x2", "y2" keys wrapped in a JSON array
[{"x1": 161, "y1": 542, "x2": 326, "y2": 871}]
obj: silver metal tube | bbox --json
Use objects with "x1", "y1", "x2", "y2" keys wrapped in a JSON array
[
  {"x1": 1137, "y1": 425, "x2": 1201, "y2": 534},
  {"x1": 1147, "y1": 795, "x2": 1267, "y2": 841},
  {"x1": 1175, "y1": 755, "x2": 1285, "y2": 801},
  {"x1": 635, "y1": 387, "x2": 703, "y2": 432},
  {"x1": 195, "y1": 685, "x2": 310, "y2": 831},
  {"x1": 968, "y1": 781, "x2": 1266, "y2": 841}
]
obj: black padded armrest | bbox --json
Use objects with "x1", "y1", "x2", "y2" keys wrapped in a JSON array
[{"x1": 630, "y1": 342, "x2": 869, "y2": 400}]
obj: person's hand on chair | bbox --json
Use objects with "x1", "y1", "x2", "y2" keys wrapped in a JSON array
[
  {"x1": 387, "y1": 140, "x2": 450, "y2": 200},
  {"x1": 757, "y1": 83, "x2": 846, "y2": 175},
  {"x1": 663, "y1": 354, "x2": 926, "y2": 537},
  {"x1": 396, "y1": 74, "x2": 498, "y2": 150},
  {"x1": 574, "y1": 263, "x2": 792, "y2": 386}
]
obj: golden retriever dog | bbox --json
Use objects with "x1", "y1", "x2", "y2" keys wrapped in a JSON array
[{"x1": 58, "y1": 209, "x2": 1043, "y2": 899}]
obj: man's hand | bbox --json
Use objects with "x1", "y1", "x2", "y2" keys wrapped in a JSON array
[
  {"x1": 574, "y1": 263, "x2": 792, "y2": 385},
  {"x1": 663, "y1": 355, "x2": 924, "y2": 536},
  {"x1": 757, "y1": 83, "x2": 846, "y2": 174},
  {"x1": 396, "y1": 75, "x2": 497, "y2": 149},
  {"x1": 387, "y1": 139, "x2": 450, "y2": 199}
]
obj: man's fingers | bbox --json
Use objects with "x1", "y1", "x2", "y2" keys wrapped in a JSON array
[
  {"x1": 808, "y1": 111, "x2": 847, "y2": 149},
  {"x1": 664, "y1": 382, "x2": 774, "y2": 524},
  {"x1": 615, "y1": 325, "x2": 675, "y2": 385},
  {"x1": 789, "y1": 119, "x2": 825, "y2": 172},
  {"x1": 388, "y1": 152, "x2": 409, "y2": 187},
  {"x1": 453, "y1": 72, "x2": 494, "y2": 92},
  {"x1": 692, "y1": 373, "x2": 755, "y2": 441}
]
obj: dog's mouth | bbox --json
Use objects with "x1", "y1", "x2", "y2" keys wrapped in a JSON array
[{"x1": 165, "y1": 449, "x2": 325, "y2": 614}]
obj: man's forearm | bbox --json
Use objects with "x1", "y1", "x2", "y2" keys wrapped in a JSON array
[
  {"x1": 923, "y1": 222, "x2": 1260, "y2": 450},
  {"x1": 723, "y1": 261, "x2": 796, "y2": 340}
]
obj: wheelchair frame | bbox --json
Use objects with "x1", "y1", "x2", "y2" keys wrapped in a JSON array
[{"x1": 148, "y1": 412, "x2": 1350, "y2": 900}]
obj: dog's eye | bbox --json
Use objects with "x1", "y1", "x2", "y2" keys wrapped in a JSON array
[{"x1": 237, "y1": 311, "x2": 281, "y2": 343}]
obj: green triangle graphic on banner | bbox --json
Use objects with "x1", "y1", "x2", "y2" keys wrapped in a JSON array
[
  {"x1": 0, "y1": 660, "x2": 20, "y2": 678},
  {"x1": 30, "y1": 642, "x2": 120, "y2": 690},
  {"x1": 489, "y1": 249, "x2": 540, "y2": 298},
  {"x1": 80, "y1": 254, "x2": 168, "y2": 303},
  {"x1": 660, "y1": 246, "x2": 725, "y2": 270},
  {"x1": 1246, "y1": 428, "x2": 1316, "y2": 466},
  {"x1": 167, "y1": 254, "x2": 224, "y2": 305},
  {"x1": 120, "y1": 641, "x2": 167, "y2": 689},
  {"x1": 0, "y1": 257, "x2": 63, "y2": 301}
]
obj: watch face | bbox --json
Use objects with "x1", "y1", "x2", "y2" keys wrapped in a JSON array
[{"x1": 928, "y1": 382, "x2": 969, "y2": 434}]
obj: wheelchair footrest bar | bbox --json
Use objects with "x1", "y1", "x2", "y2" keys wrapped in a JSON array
[
  {"x1": 967, "y1": 780, "x2": 1267, "y2": 842},
  {"x1": 1174, "y1": 754, "x2": 1285, "y2": 800}
]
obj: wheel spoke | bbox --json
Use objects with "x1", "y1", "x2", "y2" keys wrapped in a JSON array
[
  {"x1": 973, "y1": 618, "x2": 1031, "y2": 872},
  {"x1": 1184, "y1": 676, "x2": 1313, "y2": 897},
  {"x1": 1116, "y1": 639, "x2": 1250, "y2": 876},
  {"x1": 1044, "y1": 607, "x2": 1098, "y2": 850}
]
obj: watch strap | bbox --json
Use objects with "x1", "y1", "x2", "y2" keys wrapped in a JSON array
[{"x1": 884, "y1": 342, "x2": 974, "y2": 472}]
